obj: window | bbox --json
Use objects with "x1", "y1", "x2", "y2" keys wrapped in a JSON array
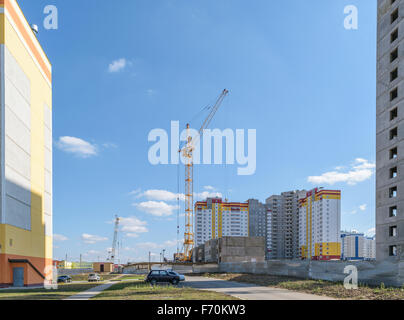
[
  {"x1": 390, "y1": 206, "x2": 397, "y2": 217},
  {"x1": 391, "y1": 88, "x2": 398, "y2": 101},
  {"x1": 391, "y1": 68, "x2": 398, "y2": 82},
  {"x1": 389, "y1": 226, "x2": 398, "y2": 237},
  {"x1": 392, "y1": 29, "x2": 399, "y2": 43},
  {"x1": 391, "y1": 48, "x2": 399, "y2": 62},
  {"x1": 391, "y1": 107, "x2": 398, "y2": 120},
  {"x1": 390, "y1": 167, "x2": 398, "y2": 178},
  {"x1": 390, "y1": 147, "x2": 398, "y2": 159},
  {"x1": 391, "y1": 9, "x2": 399, "y2": 24},
  {"x1": 389, "y1": 245, "x2": 397, "y2": 256},
  {"x1": 390, "y1": 186, "x2": 398, "y2": 198},
  {"x1": 390, "y1": 127, "x2": 398, "y2": 140}
]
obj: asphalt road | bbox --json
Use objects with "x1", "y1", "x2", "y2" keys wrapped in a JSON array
[{"x1": 182, "y1": 276, "x2": 334, "y2": 300}]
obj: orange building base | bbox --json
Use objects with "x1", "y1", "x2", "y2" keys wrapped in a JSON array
[{"x1": 0, "y1": 253, "x2": 52, "y2": 287}]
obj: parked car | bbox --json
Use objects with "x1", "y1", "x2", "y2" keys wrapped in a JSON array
[
  {"x1": 88, "y1": 273, "x2": 101, "y2": 282},
  {"x1": 145, "y1": 269, "x2": 185, "y2": 285},
  {"x1": 167, "y1": 270, "x2": 185, "y2": 281},
  {"x1": 57, "y1": 275, "x2": 72, "y2": 283}
]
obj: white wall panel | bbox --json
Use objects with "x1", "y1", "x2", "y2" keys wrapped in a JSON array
[
  {"x1": 44, "y1": 213, "x2": 52, "y2": 237},
  {"x1": 5, "y1": 195, "x2": 31, "y2": 230},
  {"x1": 4, "y1": 47, "x2": 30, "y2": 101},
  {"x1": 5, "y1": 77, "x2": 30, "y2": 128},
  {"x1": 5, "y1": 105, "x2": 30, "y2": 153},
  {"x1": 5, "y1": 165, "x2": 30, "y2": 206}
]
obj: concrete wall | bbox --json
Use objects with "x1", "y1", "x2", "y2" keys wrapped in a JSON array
[
  {"x1": 213, "y1": 259, "x2": 404, "y2": 287},
  {"x1": 57, "y1": 268, "x2": 93, "y2": 276},
  {"x1": 201, "y1": 237, "x2": 265, "y2": 263},
  {"x1": 220, "y1": 236, "x2": 266, "y2": 263}
]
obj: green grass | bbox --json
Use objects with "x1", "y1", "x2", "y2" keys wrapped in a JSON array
[
  {"x1": 0, "y1": 283, "x2": 100, "y2": 300},
  {"x1": 118, "y1": 275, "x2": 146, "y2": 281},
  {"x1": 68, "y1": 273, "x2": 118, "y2": 282},
  {"x1": 195, "y1": 273, "x2": 404, "y2": 300},
  {"x1": 93, "y1": 281, "x2": 238, "y2": 300}
]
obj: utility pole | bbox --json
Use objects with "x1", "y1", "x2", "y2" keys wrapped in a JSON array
[
  {"x1": 162, "y1": 249, "x2": 166, "y2": 262},
  {"x1": 148, "y1": 251, "x2": 151, "y2": 271}
]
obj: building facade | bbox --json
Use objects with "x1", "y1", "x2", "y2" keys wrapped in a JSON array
[
  {"x1": 299, "y1": 188, "x2": 341, "y2": 261},
  {"x1": 0, "y1": 0, "x2": 52, "y2": 287},
  {"x1": 247, "y1": 199, "x2": 268, "y2": 238},
  {"x1": 376, "y1": 0, "x2": 404, "y2": 260},
  {"x1": 341, "y1": 231, "x2": 376, "y2": 261},
  {"x1": 194, "y1": 198, "x2": 249, "y2": 247},
  {"x1": 265, "y1": 190, "x2": 305, "y2": 259}
]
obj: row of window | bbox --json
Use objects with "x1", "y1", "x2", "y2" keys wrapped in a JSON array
[{"x1": 387, "y1": 1, "x2": 399, "y2": 257}]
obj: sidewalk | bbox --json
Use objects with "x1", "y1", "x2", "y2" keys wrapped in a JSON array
[
  {"x1": 64, "y1": 281, "x2": 117, "y2": 300},
  {"x1": 64, "y1": 275, "x2": 123, "y2": 300}
]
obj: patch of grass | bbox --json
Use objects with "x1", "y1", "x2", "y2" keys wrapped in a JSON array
[
  {"x1": 93, "y1": 281, "x2": 238, "y2": 300},
  {"x1": 69, "y1": 273, "x2": 118, "y2": 282},
  {"x1": 194, "y1": 273, "x2": 404, "y2": 300},
  {"x1": 0, "y1": 283, "x2": 100, "y2": 300},
  {"x1": 119, "y1": 275, "x2": 146, "y2": 281}
]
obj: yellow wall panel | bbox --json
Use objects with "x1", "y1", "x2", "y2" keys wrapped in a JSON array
[{"x1": 0, "y1": 13, "x2": 4, "y2": 44}]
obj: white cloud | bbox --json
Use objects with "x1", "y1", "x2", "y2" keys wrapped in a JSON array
[
  {"x1": 147, "y1": 89, "x2": 156, "y2": 96},
  {"x1": 136, "y1": 239, "x2": 179, "y2": 250},
  {"x1": 204, "y1": 186, "x2": 215, "y2": 191},
  {"x1": 81, "y1": 233, "x2": 108, "y2": 244},
  {"x1": 53, "y1": 234, "x2": 68, "y2": 241},
  {"x1": 133, "y1": 189, "x2": 222, "y2": 202},
  {"x1": 195, "y1": 191, "x2": 222, "y2": 200},
  {"x1": 136, "y1": 189, "x2": 183, "y2": 202},
  {"x1": 133, "y1": 201, "x2": 179, "y2": 217},
  {"x1": 56, "y1": 136, "x2": 98, "y2": 158},
  {"x1": 308, "y1": 158, "x2": 375, "y2": 186},
  {"x1": 119, "y1": 216, "x2": 148, "y2": 237},
  {"x1": 367, "y1": 227, "x2": 376, "y2": 237},
  {"x1": 359, "y1": 204, "x2": 367, "y2": 211},
  {"x1": 108, "y1": 58, "x2": 128, "y2": 73}
]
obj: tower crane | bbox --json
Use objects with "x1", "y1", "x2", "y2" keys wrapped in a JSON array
[
  {"x1": 178, "y1": 89, "x2": 229, "y2": 262},
  {"x1": 107, "y1": 215, "x2": 120, "y2": 264}
]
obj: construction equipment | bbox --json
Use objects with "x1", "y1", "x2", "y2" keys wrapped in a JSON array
[
  {"x1": 107, "y1": 215, "x2": 120, "y2": 264},
  {"x1": 178, "y1": 89, "x2": 229, "y2": 262}
]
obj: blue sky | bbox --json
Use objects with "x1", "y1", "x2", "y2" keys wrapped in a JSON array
[{"x1": 19, "y1": 0, "x2": 377, "y2": 263}]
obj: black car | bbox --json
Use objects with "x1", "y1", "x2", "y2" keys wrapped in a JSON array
[
  {"x1": 145, "y1": 270, "x2": 182, "y2": 285},
  {"x1": 57, "y1": 275, "x2": 72, "y2": 283}
]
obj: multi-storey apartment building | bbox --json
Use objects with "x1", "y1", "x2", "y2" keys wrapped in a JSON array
[
  {"x1": 341, "y1": 231, "x2": 376, "y2": 261},
  {"x1": 299, "y1": 188, "x2": 341, "y2": 261},
  {"x1": 0, "y1": 0, "x2": 53, "y2": 287},
  {"x1": 266, "y1": 191, "x2": 305, "y2": 259},
  {"x1": 194, "y1": 198, "x2": 249, "y2": 247},
  {"x1": 376, "y1": 0, "x2": 404, "y2": 260},
  {"x1": 247, "y1": 199, "x2": 268, "y2": 238}
]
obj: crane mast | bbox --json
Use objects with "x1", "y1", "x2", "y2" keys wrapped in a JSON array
[
  {"x1": 181, "y1": 89, "x2": 229, "y2": 261},
  {"x1": 108, "y1": 215, "x2": 120, "y2": 264}
]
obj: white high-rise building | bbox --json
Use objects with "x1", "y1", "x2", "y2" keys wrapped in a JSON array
[
  {"x1": 341, "y1": 231, "x2": 376, "y2": 261},
  {"x1": 299, "y1": 188, "x2": 341, "y2": 260},
  {"x1": 194, "y1": 198, "x2": 249, "y2": 247}
]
